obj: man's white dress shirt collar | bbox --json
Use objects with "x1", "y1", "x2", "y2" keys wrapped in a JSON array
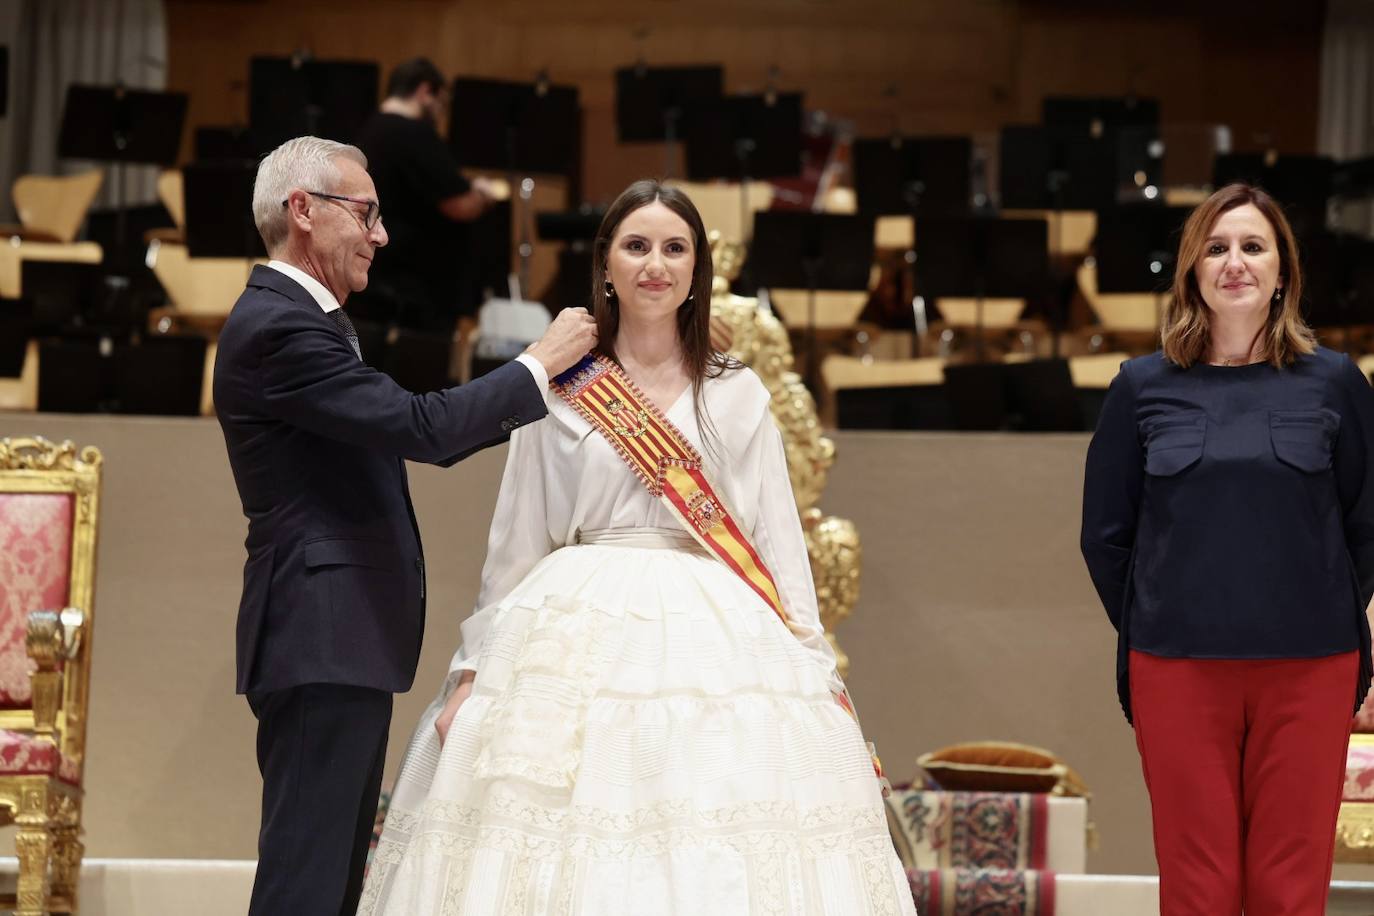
[{"x1": 267, "y1": 259, "x2": 340, "y2": 314}]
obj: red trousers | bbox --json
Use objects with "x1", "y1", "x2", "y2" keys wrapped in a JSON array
[{"x1": 1130, "y1": 649, "x2": 1357, "y2": 916}]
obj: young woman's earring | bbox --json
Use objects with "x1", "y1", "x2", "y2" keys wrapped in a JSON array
[{"x1": 604, "y1": 280, "x2": 616, "y2": 299}]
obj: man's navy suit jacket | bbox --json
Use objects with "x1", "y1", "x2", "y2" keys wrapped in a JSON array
[{"x1": 213, "y1": 265, "x2": 547, "y2": 696}]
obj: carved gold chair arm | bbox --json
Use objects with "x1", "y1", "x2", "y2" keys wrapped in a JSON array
[{"x1": 25, "y1": 607, "x2": 84, "y2": 739}]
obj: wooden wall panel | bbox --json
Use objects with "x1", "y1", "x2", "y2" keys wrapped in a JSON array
[{"x1": 164, "y1": 0, "x2": 1323, "y2": 204}]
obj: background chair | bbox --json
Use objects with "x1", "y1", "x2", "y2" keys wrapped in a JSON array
[
  {"x1": 0, "y1": 172, "x2": 106, "y2": 301},
  {"x1": 0, "y1": 437, "x2": 102, "y2": 915}
]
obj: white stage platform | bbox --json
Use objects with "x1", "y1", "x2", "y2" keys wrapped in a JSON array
[{"x1": 0, "y1": 859, "x2": 1369, "y2": 915}]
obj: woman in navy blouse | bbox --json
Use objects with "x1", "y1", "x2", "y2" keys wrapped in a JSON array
[{"x1": 1082, "y1": 183, "x2": 1374, "y2": 916}]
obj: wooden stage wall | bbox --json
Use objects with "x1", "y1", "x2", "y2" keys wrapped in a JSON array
[{"x1": 165, "y1": 0, "x2": 1324, "y2": 203}]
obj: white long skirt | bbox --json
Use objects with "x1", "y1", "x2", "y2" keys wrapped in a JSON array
[{"x1": 359, "y1": 541, "x2": 915, "y2": 916}]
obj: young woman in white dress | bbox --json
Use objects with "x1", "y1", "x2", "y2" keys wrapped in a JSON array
[{"x1": 359, "y1": 180, "x2": 915, "y2": 915}]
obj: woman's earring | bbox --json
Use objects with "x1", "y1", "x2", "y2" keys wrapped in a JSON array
[
  {"x1": 604, "y1": 280, "x2": 616, "y2": 299},
  {"x1": 1272, "y1": 287, "x2": 1283, "y2": 304}
]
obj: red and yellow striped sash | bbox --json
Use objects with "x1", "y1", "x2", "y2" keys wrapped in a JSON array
[{"x1": 553, "y1": 353, "x2": 788, "y2": 626}]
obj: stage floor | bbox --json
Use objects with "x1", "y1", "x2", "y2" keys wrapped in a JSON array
[{"x1": 0, "y1": 859, "x2": 1371, "y2": 916}]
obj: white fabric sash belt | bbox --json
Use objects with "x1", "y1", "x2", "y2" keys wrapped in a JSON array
[{"x1": 574, "y1": 526, "x2": 707, "y2": 553}]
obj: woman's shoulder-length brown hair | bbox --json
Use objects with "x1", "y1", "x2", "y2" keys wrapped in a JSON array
[{"x1": 1162, "y1": 182, "x2": 1316, "y2": 368}]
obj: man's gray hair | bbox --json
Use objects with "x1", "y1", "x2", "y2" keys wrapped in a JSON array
[{"x1": 252, "y1": 136, "x2": 367, "y2": 253}]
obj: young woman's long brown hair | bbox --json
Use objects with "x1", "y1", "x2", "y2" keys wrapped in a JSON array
[
  {"x1": 1162, "y1": 182, "x2": 1316, "y2": 368},
  {"x1": 590, "y1": 180, "x2": 740, "y2": 453}
]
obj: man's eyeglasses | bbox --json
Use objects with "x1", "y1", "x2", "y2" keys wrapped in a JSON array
[{"x1": 282, "y1": 191, "x2": 382, "y2": 230}]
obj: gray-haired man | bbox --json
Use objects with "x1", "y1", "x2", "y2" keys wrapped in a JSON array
[{"x1": 214, "y1": 136, "x2": 594, "y2": 915}]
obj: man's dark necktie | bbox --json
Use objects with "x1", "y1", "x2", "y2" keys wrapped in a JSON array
[{"x1": 328, "y1": 309, "x2": 362, "y2": 361}]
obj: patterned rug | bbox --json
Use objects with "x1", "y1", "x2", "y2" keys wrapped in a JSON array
[
  {"x1": 886, "y1": 789, "x2": 1050, "y2": 870},
  {"x1": 907, "y1": 867, "x2": 1056, "y2": 916}
]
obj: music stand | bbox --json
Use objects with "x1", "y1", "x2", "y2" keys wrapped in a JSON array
[
  {"x1": 1213, "y1": 153, "x2": 1333, "y2": 238},
  {"x1": 915, "y1": 216, "x2": 1050, "y2": 361},
  {"x1": 1094, "y1": 205, "x2": 1190, "y2": 294},
  {"x1": 1301, "y1": 230, "x2": 1374, "y2": 339},
  {"x1": 449, "y1": 77, "x2": 580, "y2": 176},
  {"x1": 21, "y1": 261, "x2": 104, "y2": 335},
  {"x1": 1043, "y1": 96, "x2": 1160, "y2": 132},
  {"x1": 942, "y1": 358, "x2": 1083, "y2": 431},
  {"x1": 449, "y1": 76, "x2": 580, "y2": 298},
  {"x1": 683, "y1": 92, "x2": 803, "y2": 183},
  {"x1": 58, "y1": 85, "x2": 187, "y2": 166},
  {"x1": 194, "y1": 126, "x2": 257, "y2": 161},
  {"x1": 182, "y1": 161, "x2": 266, "y2": 259},
  {"x1": 999, "y1": 125, "x2": 1121, "y2": 212},
  {"x1": 37, "y1": 338, "x2": 111, "y2": 413},
  {"x1": 854, "y1": 135, "x2": 971, "y2": 341},
  {"x1": 249, "y1": 57, "x2": 379, "y2": 154},
  {"x1": 57, "y1": 84, "x2": 188, "y2": 288},
  {"x1": 854, "y1": 136, "x2": 972, "y2": 217},
  {"x1": 115, "y1": 335, "x2": 207, "y2": 416},
  {"x1": 683, "y1": 92, "x2": 803, "y2": 251},
  {"x1": 0, "y1": 297, "x2": 30, "y2": 377},
  {"x1": 534, "y1": 208, "x2": 604, "y2": 313},
  {"x1": 749, "y1": 210, "x2": 875, "y2": 391},
  {"x1": 615, "y1": 65, "x2": 723, "y2": 176}
]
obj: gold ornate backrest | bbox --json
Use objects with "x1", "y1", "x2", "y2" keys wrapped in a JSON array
[
  {"x1": 710, "y1": 237, "x2": 861, "y2": 675},
  {"x1": 0, "y1": 438, "x2": 101, "y2": 780}
]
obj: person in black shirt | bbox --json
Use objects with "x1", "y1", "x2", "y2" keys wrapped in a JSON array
[
  {"x1": 354, "y1": 58, "x2": 496, "y2": 333},
  {"x1": 1082, "y1": 183, "x2": 1374, "y2": 916}
]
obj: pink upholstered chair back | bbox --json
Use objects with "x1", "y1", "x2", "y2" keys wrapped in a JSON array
[
  {"x1": 0, "y1": 494, "x2": 73, "y2": 709},
  {"x1": 1356, "y1": 690, "x2": 1374, "y2": 734}
]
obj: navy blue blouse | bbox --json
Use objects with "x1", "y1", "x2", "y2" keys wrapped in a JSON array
[{"x1": 1081, "y1": 347, "x2": 1374, "y2": 722}]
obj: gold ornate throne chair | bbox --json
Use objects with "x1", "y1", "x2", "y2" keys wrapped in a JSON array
[
  {"x1": 0, "y1": 438, "x2": 101, "y2": 915},
  {"x1": 709, "y1": 237, "x2": 861, "y2": 674}
]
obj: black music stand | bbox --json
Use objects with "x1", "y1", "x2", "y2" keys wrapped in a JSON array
[
  {"x1": 615, "y1": 65, "x2": 723, "y2": 177},
  {"x1": 536, "y1": 208, "x2": 604, "y2": 313},
  {"x1": 449, "y1": 76, "x2": 580, "y2": 299},
  {"x1": 57, "y1": 84, "x2": 188, "y2": 295},
  {"x1": 0, "y1": 297, "x2": 30, "y2": 377},
  {"x1": 942, "y1": 358, "x2": 1083, "y2": 431},
  {"x1": 183, "y1": 161, "x2": 266, "y2": 260},
  {"x1": 683, "y1": 92, "x2": 803, "y2": 184},
  {"x1": 1094, "y1": 205, "x2": 1191, "y2": 295},
  {"x1": 854, "y1": 135, "x2": 971, "y2": 339},
  {"x1": 915, "y1": 216, "x2": 1050, "y2": 362},
  {"x1": 114, "y1": 335, "x2": 207, "y2": 416},
  {"x1": 749, "y1": 210, "x2": 875, "y2": 391},
  {"x1": 1043, "y1": 96, "x2": 1159, "y2": 132},
  {"x1": 249, "y1": 57, "x2": 379, "y2": 154},
  {"x1": 449, "y1": 77, "x2": 580, "y2": 176},
  {"x1": 22, "y1": 261, "x2": 106, "y2": 335},
  {"x1": 57, "y1": 84, "x2": 187, "y2": 166},
  {"x1": 999, "y1": 125, "x2": 1121, "y2": 212},
  {"x1": 1301, "y1": 230, "x2": 1374, "y2": 336},
  {"x1": 1213, "y1": 153, "x2": 1334, "y2": 238},
  {"x1": 854, "y1": 136, "x2": 972, "y2": 218},
  {"x1": 683, "y1": 92, "x2": 803, "y2": 256},
  {"x1": 194, "y1": 126, "x2": 257, "y2": 161}
]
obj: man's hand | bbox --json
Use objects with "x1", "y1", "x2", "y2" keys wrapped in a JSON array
[
  {"x1": 525, "y1": 307, "x2": 598, "y2": 378},
  {"x1": 435, "y1": 670, "x2": 476, "y2": 746}
]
